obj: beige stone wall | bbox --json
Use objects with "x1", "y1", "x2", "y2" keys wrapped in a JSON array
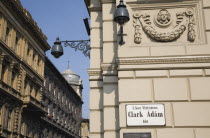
[{"x1": 89, "y1": 0, "x2": 210, "y2": 138}]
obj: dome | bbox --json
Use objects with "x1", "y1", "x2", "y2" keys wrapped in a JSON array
[{"x1": 62, "y1": 68, "x2": 80, "y2": 85}]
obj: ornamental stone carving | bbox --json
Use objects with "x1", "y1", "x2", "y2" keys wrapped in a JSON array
[
  {"x1": 155, "y1": 9, "x2": 172, "y2": 27},
  {"x1": 133, "y1": 8, "x2": 196, "y2": 44}
]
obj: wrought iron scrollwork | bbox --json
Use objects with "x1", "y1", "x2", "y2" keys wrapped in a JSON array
[{"x1": 63, "y1": 40, "x2": 90, "y2": 58}]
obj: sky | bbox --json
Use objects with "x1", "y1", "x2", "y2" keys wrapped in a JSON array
[{"x1": 20, "y1": 0, "x2": 90, "y2": 119}]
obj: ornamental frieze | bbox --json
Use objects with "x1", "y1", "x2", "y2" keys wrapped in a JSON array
[
  {"x1": 126, "y1": 0, "x2": 207, "y2": 46},
  {"x1": 133, "y1": 8, "x2": 196, "y2": 44}
]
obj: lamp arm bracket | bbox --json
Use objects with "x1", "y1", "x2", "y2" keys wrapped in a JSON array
[{"x1": 62, "y1": 40, "x2": 91, "y2": 58}]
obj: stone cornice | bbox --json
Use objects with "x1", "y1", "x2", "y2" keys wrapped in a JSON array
[
  {"x1": 1, "y1": 0, "x2": 51, "y2": 51},
  {"x1": 117, "y1": 56, "x2": 210, "y2": 65}
]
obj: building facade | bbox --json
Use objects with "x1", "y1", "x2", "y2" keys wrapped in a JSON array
[
  {"x1": 42, "y1": 58, "x2": 83, "y2": 138},
  {"x1": 88, "y1": 0, "x2": 210, "y2": 138},
  {"x1": 0, "y1": 0, "x2": 50, "y2": 137}
]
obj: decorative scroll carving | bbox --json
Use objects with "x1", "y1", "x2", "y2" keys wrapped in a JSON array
[{"x1": 133, "y1": 8, "x2": 196, "y2": 44}]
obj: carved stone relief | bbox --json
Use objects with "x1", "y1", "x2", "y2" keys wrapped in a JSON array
[{"x1": 133, "y1": 8, "x2": 196, "y2": 44}]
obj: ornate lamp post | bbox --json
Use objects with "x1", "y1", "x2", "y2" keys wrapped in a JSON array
[
  {"x1": 51, "y1": 37, "x2": 90, "y2": 58},
  {"x1": 114, "y1": 0, "x2": 130, "y2": 45}
]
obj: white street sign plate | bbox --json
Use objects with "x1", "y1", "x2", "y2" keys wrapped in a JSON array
[{"x1": 126, "y1": 104, "x2": 166, "y2": 126}]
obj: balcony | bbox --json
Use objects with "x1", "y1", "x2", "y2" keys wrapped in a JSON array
[{"x1": 0, "y1": 81, "x2": 22, "y2": 101}]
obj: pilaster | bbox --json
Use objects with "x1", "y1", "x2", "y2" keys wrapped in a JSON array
[
  {"x1": 101, "y1": 1, "x2": 120, "y2": 138},
  {"x1": 89, "y1": 0, "x2": 104, "y2": 137}
]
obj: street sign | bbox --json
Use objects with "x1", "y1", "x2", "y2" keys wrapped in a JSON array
[{"x1": 126, "y1": 104, "x2": 166, "y2": 126}]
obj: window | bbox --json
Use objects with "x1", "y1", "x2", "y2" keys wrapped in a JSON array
[
  {"x1": 58, "y1": 92, "x2": 60, "y2": 100},
  {"x1": 53, "y1": 88, "x2": 56, "y2": 95},
  {"x1": 32, "y1": 54, "x2": 35, "y2": 68},
  {"x1": 24, "y1": 80, "x2": 28, "y2": 95},
  {"x1": 74, "y1": 107, "x2": 77, "y2": 114},
  {"x1": 57, "y1": 112, "x2": 60, "y2": 122},
  {"x1": 29, "y1": 84, "x2": 33, "y2": 95},
  {"x1": 5, "y1": 27, "x2": 10, "y2": 44},
  {"x1": 1, "y1": 63, "x2": 6, "y2": 81},
  {"x1": 49, "y1": 83, "x2": 51, "y2": 91},
  {"x1": 72, "y1": 105, "x2": 74, "y2": 112},
  {"x1": 11, "y1": 71, "x2": 16, "y2": 89},
  {"x1": 26, "y1": 47, "x2": 30, "y2": 63},
  {"x1": 47, "y1": 105, "x2": 50, "y2": 115},
  {"x1": 20, "y1": 118, "x2": 25, "y2": 135},
  {"x1": 35, "y1": 88, "x2": 38, "y2": 99},
  {"x1": 14, "y1": 36, "x2": 19, "y2": 52},
  {"x1": 6, "y1": 109, "x2": 12, "y2": 130},
  {"x1": 37, "y1": 58, "x2": 40, "y2": 73},
  {"x1": 52, "y1": 109, "x2": 55, "y2": 119},
  {"x1": 61, "y1": 96, "x2": 64, "y2": 103},
  {"x1": 43, "y1": 79, "x2": 46, "y2": 87}
]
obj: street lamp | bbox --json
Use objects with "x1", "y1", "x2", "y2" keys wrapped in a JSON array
[
  {"x1": 51, "y1": 37, "x2": 90, "y2": 58},
  {"x1": 114, "y1": 0, "x2": 130, "y2": 45}
]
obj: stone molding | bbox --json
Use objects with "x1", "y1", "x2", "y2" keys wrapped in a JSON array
[
  {"x1": 117, "y1": 55, "x2": 210, "y2": 65},
  {"x1": 87, "y1": 69, "x2": 102, "y2": 76},
  {"x1": 101, "y1": 64, "x2": 117, "y2": 71},
  {"x1": 89, "y1": 7, "x2": 102, "y2": 12},
  {"x1": 101, "y1": 0, "x2": 115, "y2": 4}
]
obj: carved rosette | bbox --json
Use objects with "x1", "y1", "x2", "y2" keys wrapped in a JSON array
[{"x1": 133, "y1": 8, "x2": 196, "y2": 44}]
